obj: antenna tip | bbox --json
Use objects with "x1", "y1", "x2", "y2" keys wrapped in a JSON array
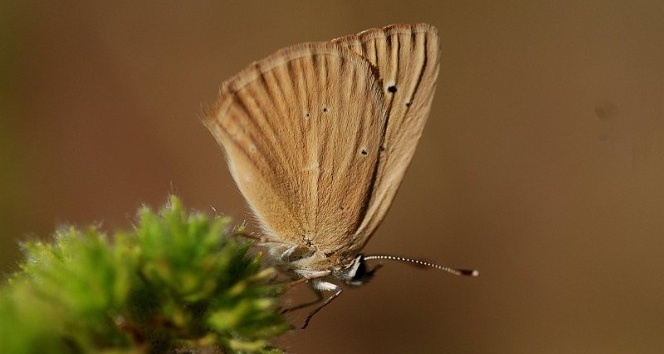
[{"x1": 460, "y1": 269, "x2": 480, "y2": 277}]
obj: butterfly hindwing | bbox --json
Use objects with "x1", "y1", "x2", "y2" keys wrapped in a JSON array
[{"x1": 332, "y1": 23, "x2": 440, "y2": 250}]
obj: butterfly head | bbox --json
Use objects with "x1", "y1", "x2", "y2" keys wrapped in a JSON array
[{"x1": 337, "y1": 254, "x2": 383, "y2": 287}]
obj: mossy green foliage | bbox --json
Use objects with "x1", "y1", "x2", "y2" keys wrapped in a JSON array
[{"x1": 0, "y1": 196, "x2": 290, "y2": 354}]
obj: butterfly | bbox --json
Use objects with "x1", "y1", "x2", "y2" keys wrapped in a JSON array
[{"x1": 205, "y1": 23, "x2": 477, "y2": 328}]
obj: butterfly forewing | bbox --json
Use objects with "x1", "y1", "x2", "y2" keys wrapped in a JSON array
[
  {"x1": 332, "y1": 23, "x2": 440, "y2": 249},
  {"x1": 206, "y1": 43, "x2": 387, "y2": 254}
]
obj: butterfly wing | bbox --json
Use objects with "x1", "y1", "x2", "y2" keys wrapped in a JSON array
[
  {"x1": 332, "y1": 23, "x2": 440, "y2": 252},
  {"x1": 205, "y1": 43, "x2": 387, "y2": 253}
]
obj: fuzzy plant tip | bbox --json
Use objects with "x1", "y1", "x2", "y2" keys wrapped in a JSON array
[{"x1": 0, "y1": 195, "x2": 290, "y2": 354}]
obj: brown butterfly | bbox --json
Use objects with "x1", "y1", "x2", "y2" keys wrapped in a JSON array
[{"x1": 205, "y1": 23, "x2": 477, "y2": 328}]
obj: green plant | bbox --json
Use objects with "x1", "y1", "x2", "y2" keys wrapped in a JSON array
[{"x1": 0, "y1": 196, "x2": 290, "y2": 354}]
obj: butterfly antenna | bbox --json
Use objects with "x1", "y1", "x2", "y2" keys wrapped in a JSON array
[{"x1": 363, "y1": 255, "x2": 479, "y2": 277}]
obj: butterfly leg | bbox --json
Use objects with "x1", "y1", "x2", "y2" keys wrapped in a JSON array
[
  {"x1": 301, "y1": 282, "x2": 342, "y2": 329},
  {"x1": 279, "y1": 245, "x2": 299, "y2": 260},
  {"x1": 280, "y1": 287, "x2": 323, "y2": 314},
  {"x1": 280, "y1": 277, "x2": 342, "y2": 328},
  {"x1": 232, "y1": 230, "x2": 284, "y2": 244},
  {"x1": 280, "y1": 275, "x2": 328, "y2": 313}
]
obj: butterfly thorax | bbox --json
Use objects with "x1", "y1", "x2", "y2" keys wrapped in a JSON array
[{"x1": 263, "y1": 241, "x2": 373, "y2": 286}]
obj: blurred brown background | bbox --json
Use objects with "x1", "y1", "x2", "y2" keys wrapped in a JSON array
[{"x1": 2, "y1": 1, "x2": 663, "y2": 353}]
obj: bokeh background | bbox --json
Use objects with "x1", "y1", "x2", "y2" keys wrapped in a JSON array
[{"x1": 2, "y1": 1, "x2": 663, "y2": 353}]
